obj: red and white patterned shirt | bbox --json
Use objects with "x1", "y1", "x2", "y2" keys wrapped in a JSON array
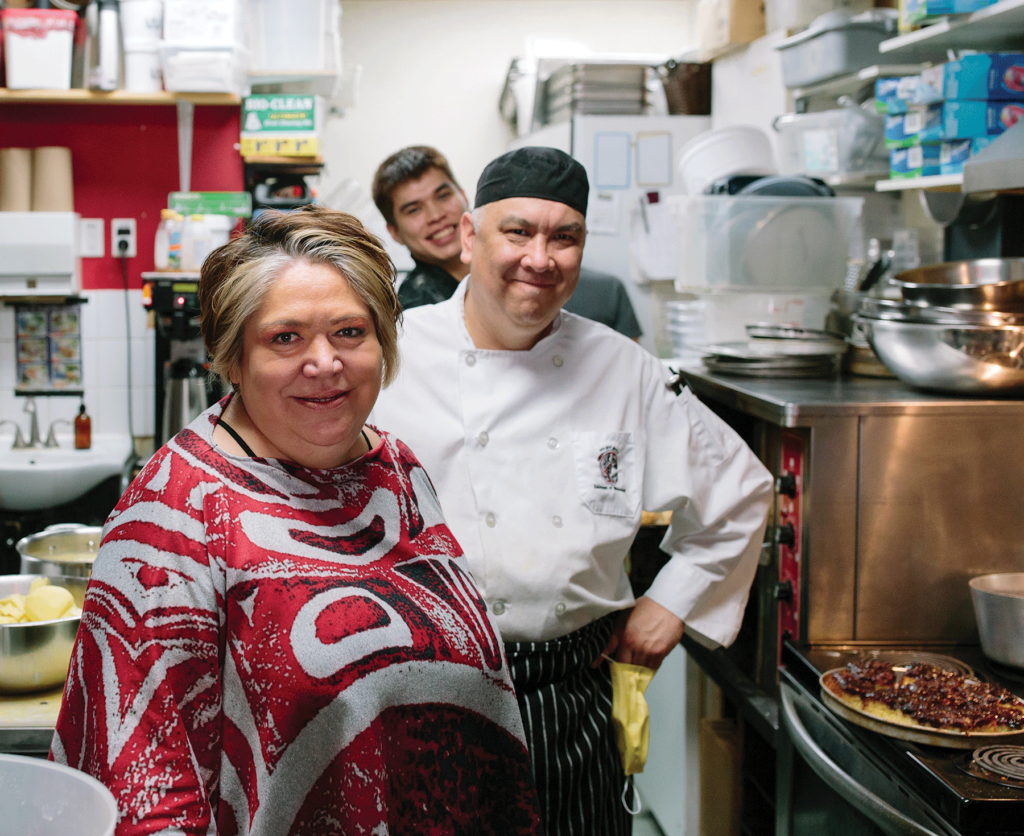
[{"x1": 51, "y1": 402, "x2": 542, "y2": 836}]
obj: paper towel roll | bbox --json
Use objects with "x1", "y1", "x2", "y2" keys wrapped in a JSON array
[
  {"x1": 0, "y1": 148, "x2": 33, "y2": 212},
  {"x1": 31, "y1": 147, "x2": 75, "y2": 212}
]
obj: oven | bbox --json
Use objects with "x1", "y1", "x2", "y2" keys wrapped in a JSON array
[{"x1": 675, "y1": 367, "x2": 1024, "y2": 834}]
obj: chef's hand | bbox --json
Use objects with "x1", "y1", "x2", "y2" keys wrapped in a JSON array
[{"x1": 594, "y1": 596, "x2": 685, "y2": 671}]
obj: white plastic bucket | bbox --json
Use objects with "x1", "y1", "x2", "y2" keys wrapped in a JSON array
[
  {"x1": 0, "y1": 754, "x2": 117, "y2": 836},
  {"x1": 1, "y1": 8, "x2": 76, "y2": 90},
  {"x1": 124, "y1": 43, "x2": 163, "y2": 92},
  {"x1": 119, "y1": 0, "x2": 163, "y2": 45},
  {"x1": 677, "y1": 126, "x2": 778, "y2": 195}
]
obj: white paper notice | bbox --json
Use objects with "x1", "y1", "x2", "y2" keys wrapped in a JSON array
[
  {"x1": 594, "y1": 132, "x2": 631, "y2": 188},
  {"x1": 630, "y1": 196, "x2": 677, "y2": 281},
  {"x1": 636, "y1": 132, "x2": 672, "y2": 186},
  {"x1": 588, "y1": 191, "x2": 620, "y2": 235}
]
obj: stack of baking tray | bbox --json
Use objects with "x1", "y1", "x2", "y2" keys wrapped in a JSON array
[
  {"x1": 542, "y1": 63, "x2": 647, "y2": 124},
  {"x1": 694, "y1": 327, "x2": 846, "y2": 378}
]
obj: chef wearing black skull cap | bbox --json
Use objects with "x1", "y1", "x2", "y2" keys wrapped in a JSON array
[{"x1": 372, "y1": 146, "x2": 773, "y2": 836}]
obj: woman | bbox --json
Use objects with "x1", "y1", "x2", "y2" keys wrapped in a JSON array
[{"x1": 50, "y1": 207, "x2": 542, "y2": 835}]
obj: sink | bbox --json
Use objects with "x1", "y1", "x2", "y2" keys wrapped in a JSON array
[{"x1": 0, "y1": 433, "x2": 134, "y2": 511}]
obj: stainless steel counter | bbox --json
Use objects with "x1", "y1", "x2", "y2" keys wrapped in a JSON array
[{"x1": 673, "y1": 363, "x2": 1024, "y2": 426}]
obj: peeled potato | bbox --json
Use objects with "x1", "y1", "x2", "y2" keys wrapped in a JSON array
[
  {"x1": 0, "y1": 579, "x2": 79, "y2": 623},
  {"x1": 23, "y1": 585, "x2": 75, "y2": 621}
]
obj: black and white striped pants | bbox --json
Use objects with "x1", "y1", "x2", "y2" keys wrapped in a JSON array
[{"x1": 504, "y1": 613, "x2": 632, "y2": 836}]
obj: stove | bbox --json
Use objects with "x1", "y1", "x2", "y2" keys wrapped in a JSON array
[{"x1": 781, "y1": 642, "x2": 1024, "y2": 836}]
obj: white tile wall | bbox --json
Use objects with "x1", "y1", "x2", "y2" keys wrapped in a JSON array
[{"x1": 0, "y1": 289, "x2": 156, "y2": 441}]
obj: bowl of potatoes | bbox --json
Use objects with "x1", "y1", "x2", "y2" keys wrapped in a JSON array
[{"x1": 0, "y1": 575, "x2": 86, "y2": 693}]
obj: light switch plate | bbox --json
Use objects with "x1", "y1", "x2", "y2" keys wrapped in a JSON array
[{"x1": 79, "y1": 218, "x2": 105, "y2": 258}]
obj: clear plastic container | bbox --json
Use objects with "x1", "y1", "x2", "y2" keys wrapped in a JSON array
[
  {"x1": 159, "y1": 42, "x2": 251, "y2": 94},
  {"x1": 774, "y1": 106, "x2": 888, "y2": 180},
  {"x1": 249, "y1": 0, "x2": 340, "y2": 72},
  {"x1": 0, "y1": 754, "x2": 116, "y2": 836},
  {"x1": 667, "y1": 194, "x2": 865, "y2": 292}
]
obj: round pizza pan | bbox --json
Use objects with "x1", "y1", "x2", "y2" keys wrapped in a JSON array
[{"x1": 819, "y1": 669, "x2": 1024, "y2": 750}]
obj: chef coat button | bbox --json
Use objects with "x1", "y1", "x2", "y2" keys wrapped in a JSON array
[
  {"x1": 547, "y1": 437, "x2": 559, "y2": 450},
  {"x1": 485, "y1": 512, "x2": 496, "y2": 527},
  {"x1": 555, "y1": 602, "x2": 566, "y2": 615},
  {"x1": 552, "y1": 515, "x2": 563, "y2": 528},
  {"x1": 552, "y1": 355, "x2": 564, "y2": 367},
  {"x1": 492, "y1": 599, "x2": 506, "y2": 615},
  {"x1": 478, "y1": 431, "x2": 489, "y2": 446},
  {"x1": 465, "y1": 354, "x2": 477, "y2": 367}
]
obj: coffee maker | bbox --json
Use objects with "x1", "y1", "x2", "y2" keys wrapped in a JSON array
[{"x1": 141, "y1": 272, "x2": 221, "y2": 444}]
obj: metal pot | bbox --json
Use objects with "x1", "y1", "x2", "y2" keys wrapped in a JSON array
[
  {"x1": 15, "y1": 524, "x2": 102, "y2": 579},
  {"x1": 894, "y1": 258, "x2": 1024, "y2": 311},
  {"x1": 969, "y1": 573, "x2": 1024, "y2": 668},
  {"x1": 0, "y1": 574, "x2": 87, "y2": 693}
]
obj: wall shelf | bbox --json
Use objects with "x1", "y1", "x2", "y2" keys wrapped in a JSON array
[
  {"x1": 0, "y1": 89, "x2": 240, "y2": 106},
  {"x1": 790, "y1": 64, "x2": 930, "y2": 103},
  {"x1": 878, "y1": 0, "x2": 1024, "y2": 61},
  {"x1": 875, "y1": 173, "x2": 964, "y2": 191}
]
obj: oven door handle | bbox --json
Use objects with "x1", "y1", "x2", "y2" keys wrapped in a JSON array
[{"x1": 780, "y1": 684, "x2": 943, "y2": 836}]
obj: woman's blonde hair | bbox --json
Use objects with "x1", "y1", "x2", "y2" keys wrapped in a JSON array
[{"x1": 198, "y1": 206, "x2": 402, "y2": 388}]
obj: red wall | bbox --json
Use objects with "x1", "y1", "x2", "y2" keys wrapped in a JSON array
[{"x1": 0, "y1": 103, "x2": 243, "y2": 289}]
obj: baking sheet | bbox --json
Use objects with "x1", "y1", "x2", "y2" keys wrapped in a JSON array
[
  {"x1": 0, "y1": 686, "x2": 62, "y2": 754},
  {"x1": 820, "y1": 668, "x2": 1024, "y2": 750}
]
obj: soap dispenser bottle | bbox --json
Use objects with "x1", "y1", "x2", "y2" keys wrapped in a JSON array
[{"x1": 75, "y1": 403, "x2": 92, "y2": 449}]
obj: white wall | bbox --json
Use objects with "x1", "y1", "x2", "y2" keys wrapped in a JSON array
[{"x1": 324, "y1": 0, "x2": 698, "y2": 203}]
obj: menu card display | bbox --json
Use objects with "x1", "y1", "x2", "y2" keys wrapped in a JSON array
[{"x1": 15, "y1": 303, "x2": 83, "y2": 393}]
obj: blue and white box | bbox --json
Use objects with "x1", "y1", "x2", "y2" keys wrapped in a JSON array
[
  {"x1": 890, "y1": 144, "x2": 941, "y2": 178},
  {"x1": 922, "y1": 54, "x2": 1024, "y2": 101},
  {"x1": 885, "y1": 105, "x2": 944, "y2": 147},
  {"x1": 939, "y1": 136, "x2": 995, "y2": 174}
]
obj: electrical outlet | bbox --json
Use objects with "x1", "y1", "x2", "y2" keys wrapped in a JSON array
[
  {"x1": 111, "y1": 218, "x2": 137, "y2": 258},
  {"x1": 79, "y1": 218, "x2": 105, "y2": 258}
]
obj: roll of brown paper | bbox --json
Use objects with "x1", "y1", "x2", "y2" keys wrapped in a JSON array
[
  {"x1": 31, "y1": 146, "x2": 75, "y2": 212},
  {"x1": 0, "y1": 148, "x2": 33, "y2": 212}
]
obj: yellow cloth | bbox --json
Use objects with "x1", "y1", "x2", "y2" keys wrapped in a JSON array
[{"x1": 608, "y1": 659, "x2": 655, "y2": 775}]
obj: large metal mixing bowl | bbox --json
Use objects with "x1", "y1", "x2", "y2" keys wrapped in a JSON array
[
  {"x1": 0, "y1": 575, "x2": 86, "y2": 693},
  {"x1": 894, "y1": 258, "x2": 1024, "y2": 311},
  {"x1": 16, "y1": 524, "x2": 102, "y2": 579},
  {"x1": 969, "y1": 573, "x2": 1024, "y2": 669},
  {"x1": 856, "y1": 316, "x2": 1024, "y2": 394}
]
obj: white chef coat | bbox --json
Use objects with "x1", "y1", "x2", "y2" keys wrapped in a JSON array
[{"x1": 371, "y1": 279, "x2": 773, "y2": 646}]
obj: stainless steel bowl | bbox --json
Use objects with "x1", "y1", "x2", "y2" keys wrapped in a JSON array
[
  {"x1": 855, "y1": 316, "x2": 1024, "y2": 393},
  {"x1": 16, "y1": 524, "x2": 102, "y2": 579},
  {"x1": 858, "y1": 296, "x2": 1024, "y2": 326},
  {"x1": 0, "y1": 575, "x2": 86, "y2": 693},
  {"x1": 895, "y1": 258, "x2": 1024, "y2": 310},
  {"x1": 969, "y1": 573, "x2": 1024, "y2": 669}
]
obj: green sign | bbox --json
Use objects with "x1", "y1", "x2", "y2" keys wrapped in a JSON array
[
  {"x1": 169, "y1": 192, "x2": 252, "y2": 218},
  {"x1": 242, "y1": 95, "x2": 322, "y2": 134}
]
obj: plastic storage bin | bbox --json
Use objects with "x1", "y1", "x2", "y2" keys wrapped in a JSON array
[
  {"x1": 1, "y1": 8, "x2": 76, "y2": 90},
  {"x1": 667, "y1": 194, "x2": 865, "y2": 292},
  {"x1": 163, "y1": 0, "x2": 248, "y2": 46},
  {"x1": 774, "y1": 106, "x2": 887, "y2": 179},
  {"x1": 775, "y1": 9, "x2": 898, "y2": 89},
  {"x1": 249, "y1": 0, "x2": 341, "y2": 72},
  {"x1": 159, "y1": 42, "x2": 251, "y2": 94}
]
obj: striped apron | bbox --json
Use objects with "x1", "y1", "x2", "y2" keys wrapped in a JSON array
[{"x1": 504, "y1": 613, "x2": 633, "y2": 836}]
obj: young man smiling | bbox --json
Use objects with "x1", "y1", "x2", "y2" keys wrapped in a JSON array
[{"x1": 372, "y1": 146, "x2": 470, "y2": 309}]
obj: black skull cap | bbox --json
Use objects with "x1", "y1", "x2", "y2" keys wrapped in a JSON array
[{"x1": 474, "y1": 147, "x2": 589, "y2": 217}]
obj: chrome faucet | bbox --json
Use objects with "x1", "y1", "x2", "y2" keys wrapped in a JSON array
[
  {"x1": 22, "y1": 396, "x2": 42, "y2": 449},
  {"x1": 45, "y1": 419, "x2": 72, "y2": 448},
  {"x1": 0, "y1": 420, "x2": 28, "y2": 450}
]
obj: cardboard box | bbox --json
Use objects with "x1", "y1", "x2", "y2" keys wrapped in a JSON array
[
  {"x1": 697, "y1": 0, "x2": 765, "y2": 62},
  {"x1": 903, "y1": 0, "x2": 997, "y2": 26},
  {"x1": 875, "y1": 74, "x2": 943, "y2": 113},
  {"x1": 890, "y1": 143, "x2": 941, "y2": 178},
  {"x1": 922, "y1": 54, "x2": 1024, "y2": 101},
  {"x1": 940, "y1": 136, "x2": 994, "y2": 174},
  {"x1": 886, "y1": 101, "x2": 1020, "y2": 146},
  {"x1": 699, "y1": 719, "x2": 741, "y2": 836},
  {"x1": 239, "y1": 94, "x2": 325, "y2": 158}
]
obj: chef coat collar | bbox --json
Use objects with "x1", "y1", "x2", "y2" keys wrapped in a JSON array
[{"x1": 453, "y1": 277, "x2": 565, "y2": 352}]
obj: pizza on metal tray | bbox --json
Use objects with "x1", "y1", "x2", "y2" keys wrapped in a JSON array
[{"x1": 821, "y1": 659, "x2": 1024, "y2": 735}]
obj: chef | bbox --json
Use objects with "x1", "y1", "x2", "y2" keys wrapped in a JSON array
[{"x1": 371, "y1": 146, "x2": 773, "y2": 836}]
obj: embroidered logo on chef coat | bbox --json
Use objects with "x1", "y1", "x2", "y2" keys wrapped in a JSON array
[
  {"x1": 597, "y1": 446, "x2": 623, "y2": 490},
  {"x1": 571, "y1": 432, "x2": 639, "y2": 517}
]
